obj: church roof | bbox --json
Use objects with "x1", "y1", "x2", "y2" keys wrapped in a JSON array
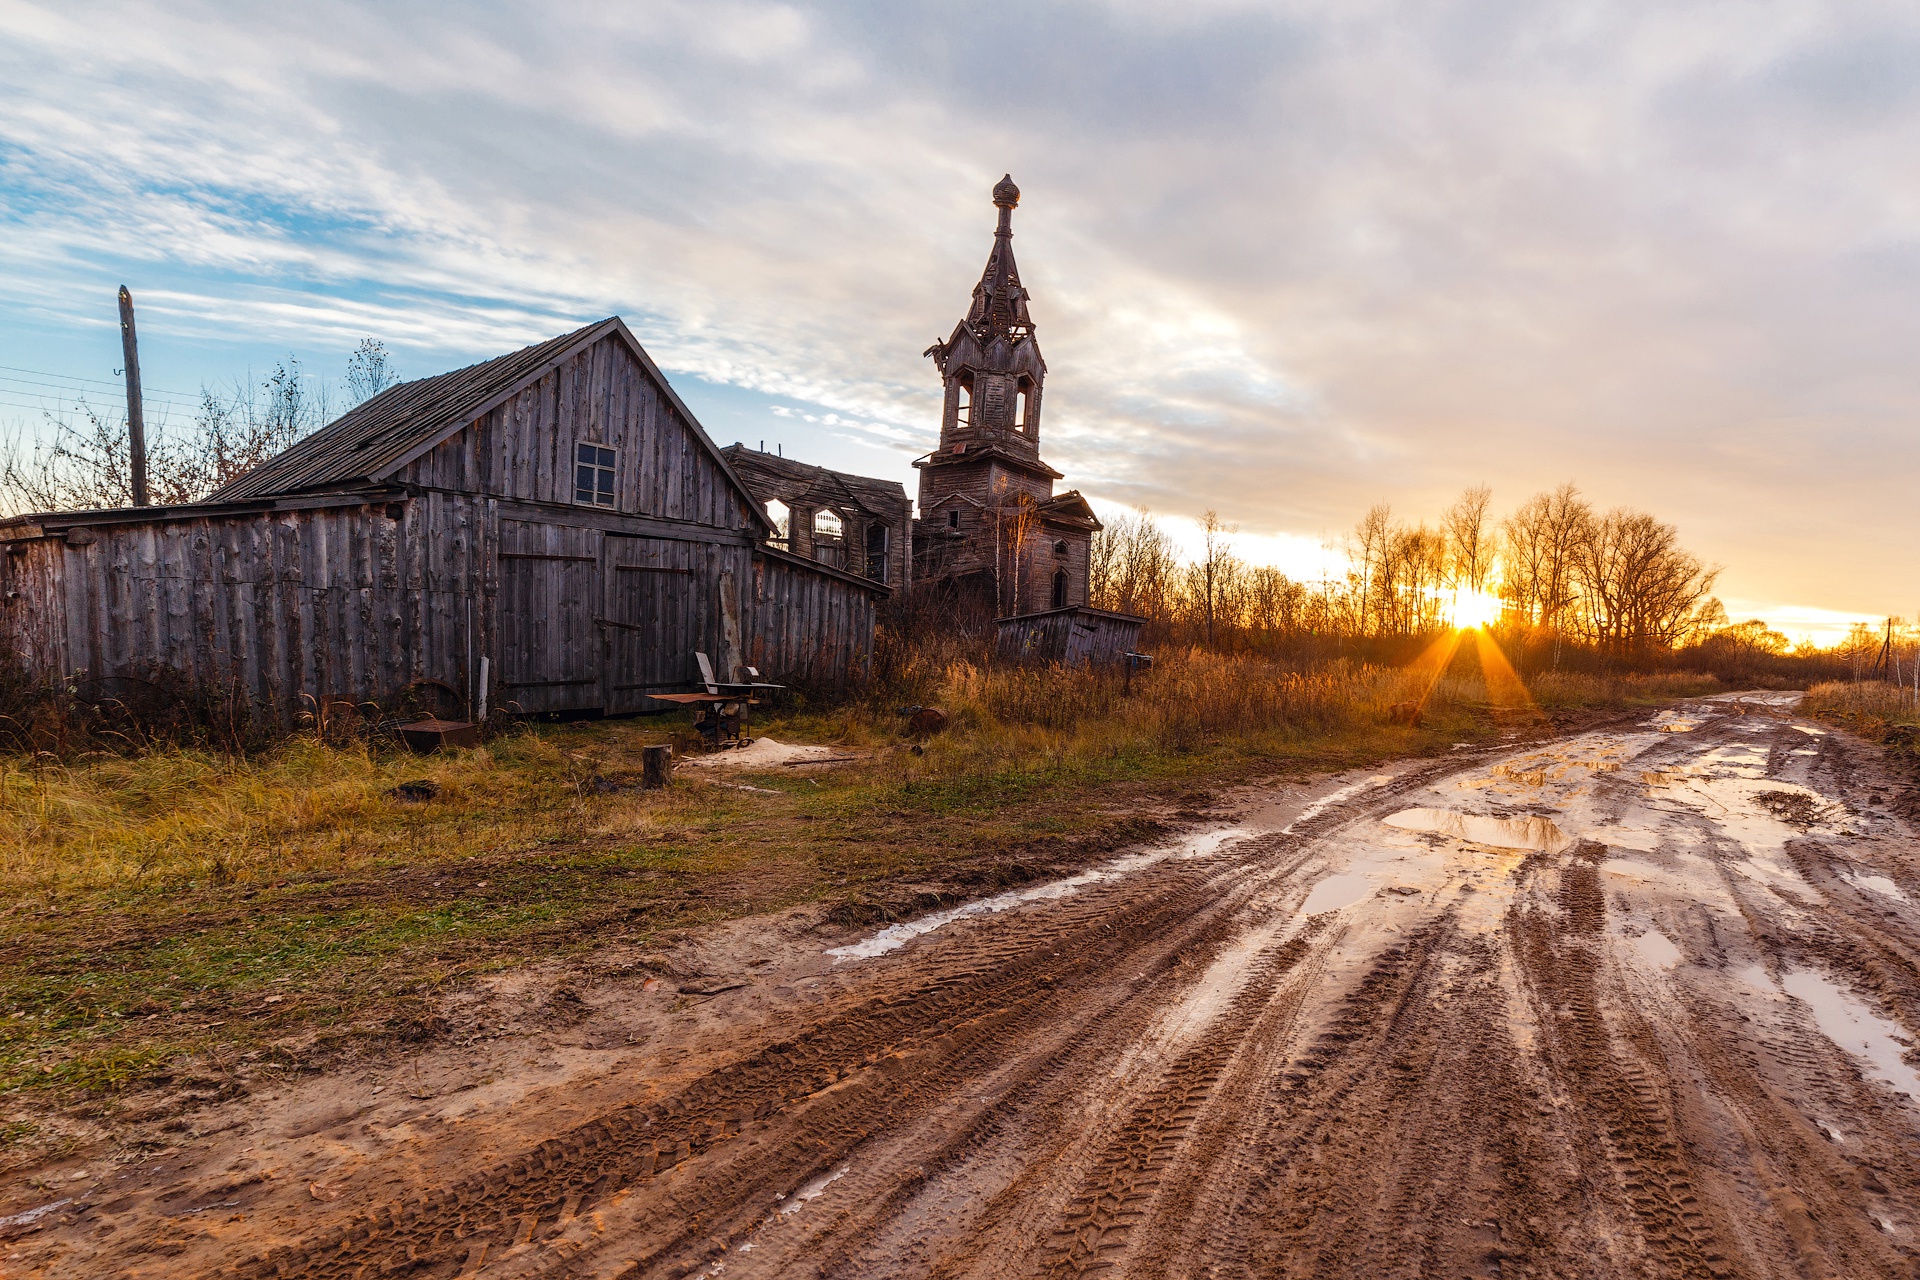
[
  {"x1": 719, "y1": 445, "x2": 908, "y2": 520},
  {"x1": 965, "y1": 174, "x2": 1034, "y2": 341},
  {"x1": 913, "y1": 439, "x2": 1062, "y2": 480}
]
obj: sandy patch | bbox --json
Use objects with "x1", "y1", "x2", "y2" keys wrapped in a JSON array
[{"x1": 675, "y1": 737, "x2": 859, "y2": 770}]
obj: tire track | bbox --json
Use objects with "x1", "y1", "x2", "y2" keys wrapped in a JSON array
[{"x1": 1035, "y1": 921, "x2": 1330, "y2": 1277}]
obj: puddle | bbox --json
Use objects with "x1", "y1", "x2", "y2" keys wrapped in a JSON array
[
  {"x1": 1781, "y1": 969, "x2": 1920, "y2": 1100},
  {"x1": 779, "y1": 1164, "x2": 849, "y2": 1214},
  {"x1": 1301, "y1": 872, "x2": 1373, "y2": 914},
  {"x1": 1792, "y1": 724, "x2": 1827, "y2": 736},
  {"x1": 1843, "y1": 872, "x2": 1909, "y2": 902},
  {"x1": 1705, "y1": 690, "x2": 1804, "y2": 707},
  {"x1": 1631, "y1": 930, "x2": 1681, "y2": 968},
  {"x1": 1380, "y1": 808, "x2": 1572, "y2": 853},
  {"x1": 1734, "y1": 963, "x2": 1775, "y2": 991},
  {"x1": 827, "y1": 827, "x2": 1254, "y2": 960},
  {"x1": 1284, "y1": 774, "x2": 1393, "y2": 832},
  {"x1": 0, "y1": 1199, "x2": 70, "y2": 1233}
]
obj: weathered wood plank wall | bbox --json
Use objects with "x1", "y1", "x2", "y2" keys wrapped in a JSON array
[
  {"x1": 750, "y1": 551, "x2": 876, "y2": 690},
  {"x1": 0, "y1": 495, "x2": 498, "y2": 723},
  {"x1": 403, "y1": 339, "x2": 755, "y2": 531}
]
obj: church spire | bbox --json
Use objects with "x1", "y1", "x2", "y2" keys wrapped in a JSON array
[
  {"x1": 965, "y1": 175, "x2": 1033, "y2": 341},
  {"x1": 922, "y1": 175, "x2": 1049, "y2": 459}
]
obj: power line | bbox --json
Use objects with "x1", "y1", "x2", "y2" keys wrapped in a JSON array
[
  {"x1": 0, "y1": 373, "x2": 202, "y2": 413},
  {"x1": 0, "y1": 393, "x2": 190, "y2": 419},
  {"x1": 0, "y1": 363, "x2": 199, "y2": 400}
]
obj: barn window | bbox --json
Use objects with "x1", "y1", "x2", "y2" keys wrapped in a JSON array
[
  {"x1": 813, "y1": 509, "x2": 844, "y2": 539},
  {"x1": 1052, "y1": 570, "x2": 1069, "y2": 609},
  {"x1": 948, "y1": 509, "x2": 960, "y2": 529},
  {"x1": 575, "y1": 443, "x2": 616, "y2": 507},
  {"x1": 1053, "y1": 539, "x2": 1069, "y2": 559},
  {"x1": 765, "y1": 498, "x2": 790, "y2": 546}
]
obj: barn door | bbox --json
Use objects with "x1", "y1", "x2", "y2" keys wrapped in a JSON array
[
  {"x1": 497, "y1": 522, "x2": 603, "y2": 714},
  {"x1": 602, "y1": 535, "x2": 703, "y2": 713}
]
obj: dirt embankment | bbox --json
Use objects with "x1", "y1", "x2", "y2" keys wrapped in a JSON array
[{"x1": 9, "y1": 695, "x2": 1920, "y2": 1278}]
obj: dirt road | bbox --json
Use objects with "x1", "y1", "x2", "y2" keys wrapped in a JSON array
[{"x1": 15, "y1": 693, "x2": 1920, "y2": 1278}]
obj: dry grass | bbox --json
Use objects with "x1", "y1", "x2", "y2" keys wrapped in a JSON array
[
  {"x1": 0, "y1": 647, "x2": 1691, "y2": 1113},
  {"x1": 1804, "y1": 679, "x2": 1920, "y2": 723},
  {"x1": 1804, "y1": 681, "x2": 1920, "y2": 756},
  {"x1": 1527, "y1": 670, "x2": 1725, "y2": 707}
]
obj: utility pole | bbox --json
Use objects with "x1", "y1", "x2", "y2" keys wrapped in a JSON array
[{"x1": 117, "y1": 285, "x2": 150, "y2": 507}]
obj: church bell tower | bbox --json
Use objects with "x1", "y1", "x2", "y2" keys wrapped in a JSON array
[{"x1": 914, "y1": 177, "x2": 1100, "y2": 615}]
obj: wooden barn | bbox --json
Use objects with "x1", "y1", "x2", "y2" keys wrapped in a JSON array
[{"x1": 0, "y1": 317, "x2": 887, "y2": 724}]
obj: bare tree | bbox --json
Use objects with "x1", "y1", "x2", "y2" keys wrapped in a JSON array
[
  {"x1": 1502, "y1": 483, "x2": 1592, "y2": 661},
  {"x1": 1443, "y1": 484, "x2": 1494, "y2": 593},
  {"x1": 1349, "y1": 503, "x2": 1392, "y2": 636},
  {"x1": 1574, "y1": 508, "x2": 1719, "y2": 655},
  {"x1": 0, "y1": 346, "x2": 372, "y2": 515},
  {"x1": 1196, "y1": 509, "x2": 1237, "y2": 647},
  {"x1": 1090, "y1": 508, "x2": 1180, "y2": 620},
  {"x1": 346, "y1": 338, "x2": 398, "y2": 404}
]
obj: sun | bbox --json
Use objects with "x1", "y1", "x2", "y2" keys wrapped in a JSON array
[{"x1": 1447, "y1": 588, "x2": 1504, "y2": 630}]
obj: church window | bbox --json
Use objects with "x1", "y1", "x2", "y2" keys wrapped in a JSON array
[
  {"x1": 1017, "y1": 385, "x2": 1034, "y2": 438},
  {"x1": 955, "y1": 374, "x2": 973, "y2": 430},
  {"x1": 865, "y1": 523, "x2": 889, "y2": 582},
  {"x1": 1052, "y1": 570, "x2": 1069, "y2": 609},
  {"x1": 1053, "y1": 539, "x2": 1069, "y2": 559},
  {"x1": 575, "y1": 442, "x2": 616, "y2": 507},
  {"x1": 765, "y1": 498, "x2": 789, "y2": 546},
  {"x1": 813, "y1": 508, "x2": 844, "y2": 539},
  {"x1": 948, "y1": 509, "x2": 961, "y2": 529}
]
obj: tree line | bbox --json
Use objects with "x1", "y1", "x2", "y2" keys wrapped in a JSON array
[{"x1": 1088, "y1": 484, "x2": 1829, "y2": 675}]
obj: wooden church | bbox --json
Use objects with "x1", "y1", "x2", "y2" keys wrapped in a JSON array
[{"x1": 912, "y1": 176, "x2": 1143, "y2": 663}]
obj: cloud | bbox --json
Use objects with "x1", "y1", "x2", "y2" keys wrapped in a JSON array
[{"x1": 1, "y1": 0, "x2": 1916, "y2": 622}]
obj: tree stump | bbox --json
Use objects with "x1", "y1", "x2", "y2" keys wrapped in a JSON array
[{"x1": 642, "y1": 744, "x2": 673, "y2": 789}]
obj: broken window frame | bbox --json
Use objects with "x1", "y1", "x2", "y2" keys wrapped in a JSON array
[{"x1": 574, "y1": 441, "x2": 617, "y2": 507}]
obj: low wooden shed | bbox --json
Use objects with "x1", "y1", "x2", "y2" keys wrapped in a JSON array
[
  {"x1": 995, "y1": 604, "x2": 1145, "y2": 667},
  {"x1": 0, "y1": 317, "x2": 887, "y2": 724}
]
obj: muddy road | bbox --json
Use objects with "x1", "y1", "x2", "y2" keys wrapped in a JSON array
[{"x1": 17, "y1": 693, "x2": 1920, "y2": 1278}]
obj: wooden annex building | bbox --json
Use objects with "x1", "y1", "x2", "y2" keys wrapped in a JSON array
[
  {"x1": 0, "y1": 317, "x2": 888, "y2": 724},
  {"x1": 718, "y1": 445, "x2": 912, "y2": 594}
]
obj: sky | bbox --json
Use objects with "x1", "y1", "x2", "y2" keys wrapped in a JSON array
[{"x1": 1, "y1": 1, "x2": 1915, "y2": 644}]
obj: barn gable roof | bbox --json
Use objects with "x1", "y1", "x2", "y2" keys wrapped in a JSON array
[{"x1": 210, "y1": 318, "x2": 769, "y2": 531}]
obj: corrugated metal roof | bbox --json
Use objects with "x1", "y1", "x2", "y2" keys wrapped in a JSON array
[{"x1": 210, "y1": 318, "x2": 618, "y2": 502}]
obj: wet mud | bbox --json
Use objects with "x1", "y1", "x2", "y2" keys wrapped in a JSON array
[{"x1": 13, "y1": 693, "x2": 1920, "y2": 1278}]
